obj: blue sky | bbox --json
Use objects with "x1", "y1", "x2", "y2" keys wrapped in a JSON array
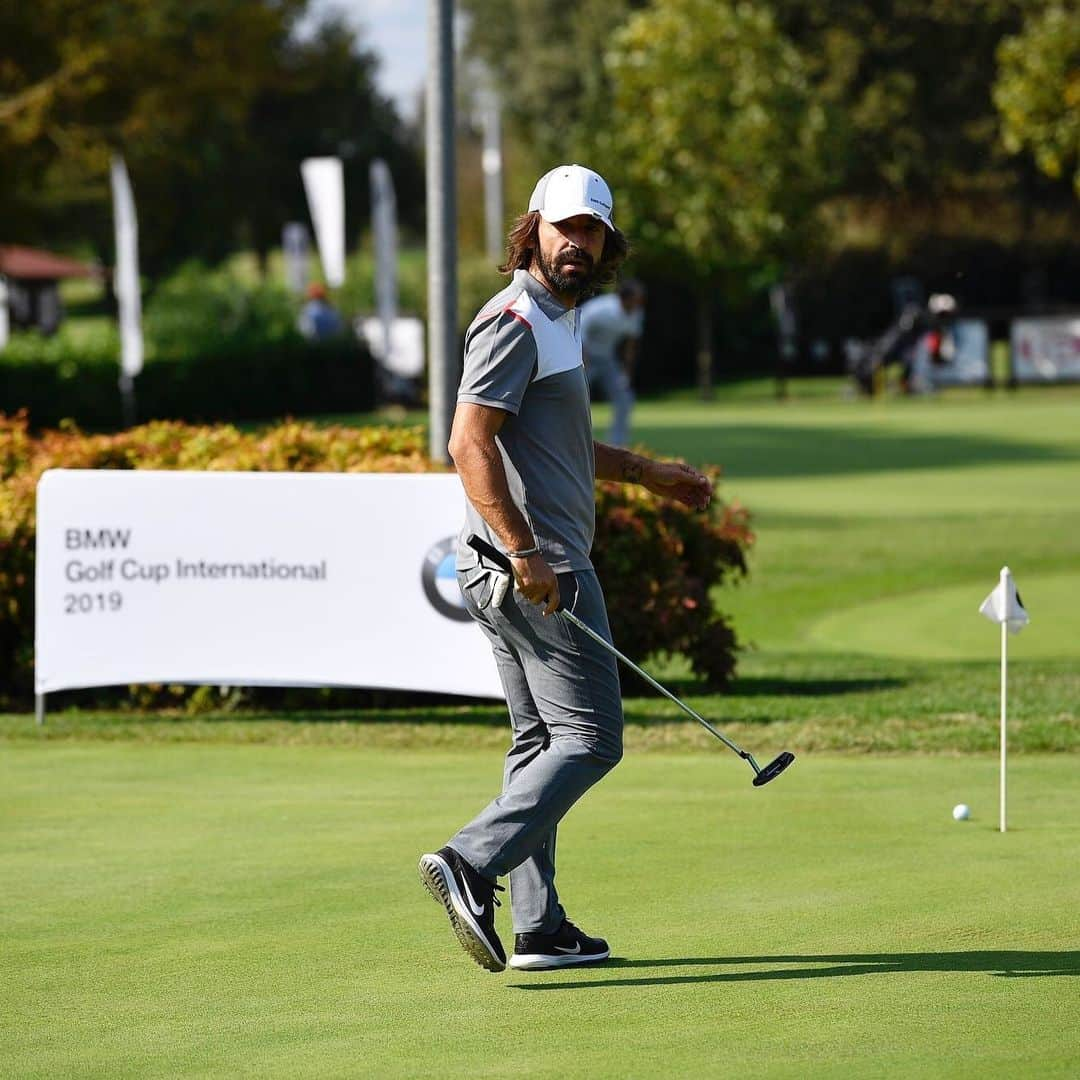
[{"x1": 304, "y1": 0, "x2": 435, "y2": 120}]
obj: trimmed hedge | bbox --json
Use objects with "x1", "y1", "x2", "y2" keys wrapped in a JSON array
[
  {"x1": 0, "y1": 265, "x2": 375, "y2": 430},
  {"x1": 0, "y1": 338, "x2": 375, "y2": 431},
  {"x1": 0, "y1": 414, "x2": 752, "y2": 705}
]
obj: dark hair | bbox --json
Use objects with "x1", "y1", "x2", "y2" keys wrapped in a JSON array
[
  {"x1": 618, "y1": 278, "x2": 645, "y2": 300},
  {"x1": 498, "y1": 211, "x2": 630, "y2": 291}
]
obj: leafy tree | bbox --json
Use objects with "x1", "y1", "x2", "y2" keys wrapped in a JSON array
[
  {"x1": 234, "y1": 18, "x2": 424, "y2": 272},
  {"x1": 457, "y1": 0, "x2": 644, "y2": 190},
  {"x1": 458, "y1": 1, "x2": 1046, "y2": 237},
  {"x1": 773, "y1": 0, "x2": 1079, "y2": 313},
  {"x1": 1, "y1": 0, "x2": 295, "y2": 262},
  {"x1": 604, "y1": 0, "x2": 830, "y2": 393},
  {"x1": 775, "y1": 1, "x2": 1028, "y2": 202},
  {"x1": 0, "y1": 1, "x2": 421, "y2": 275},
  {"x1": 994, "y1": 4, "x2": 1080, "y2": 196}
]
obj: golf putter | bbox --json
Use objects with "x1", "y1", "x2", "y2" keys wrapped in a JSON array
[{"x1": 466, "y1": 534, "x2": 795, "y2": 787}]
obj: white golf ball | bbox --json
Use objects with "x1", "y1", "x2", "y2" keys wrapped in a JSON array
[{"x1": 952, "y1": 803, "x2": 971, "y2": 821}]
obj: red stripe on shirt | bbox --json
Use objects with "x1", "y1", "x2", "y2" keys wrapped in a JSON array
[
  {"x1": 503, "y1": 305, "x2": 532, "y2": 328},
  {"x1": 474, "y1": 304, "x2": 533, "y2": 330}
]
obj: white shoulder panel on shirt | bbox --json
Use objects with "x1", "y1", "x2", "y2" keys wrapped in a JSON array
[{"x1": 506, "y1": 290, "x2": 583, "y2": 383}]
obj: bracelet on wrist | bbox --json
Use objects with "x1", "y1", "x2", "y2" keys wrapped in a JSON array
[{"x1": 507, "y1": 545, "x2": 539, "y2": 559}]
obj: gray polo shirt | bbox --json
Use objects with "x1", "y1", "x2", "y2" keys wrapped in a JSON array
[{"x1": 456, "y1": 269, "x2": 595, "y2": 573}]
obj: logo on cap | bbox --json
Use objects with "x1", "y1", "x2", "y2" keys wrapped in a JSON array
[{"x1": 528, "y1": 164, "x2": 614, "y2": 230}]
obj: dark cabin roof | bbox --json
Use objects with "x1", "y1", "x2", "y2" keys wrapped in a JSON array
[{"x1": 0, "y1": 245, "x2": 102, "y2": 281}]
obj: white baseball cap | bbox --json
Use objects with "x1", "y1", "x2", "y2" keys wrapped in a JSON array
[{"x1": 528, "y1": 164, "x2": 614, "y2": 231}]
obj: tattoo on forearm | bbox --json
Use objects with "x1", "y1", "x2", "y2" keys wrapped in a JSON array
[{"x1": 622, "y1": 458, "x2": 644, "y2": 484}]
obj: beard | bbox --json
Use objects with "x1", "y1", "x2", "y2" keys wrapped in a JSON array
[{"x1": 537, "y1": 246, "x2": 598, "y2": 299}]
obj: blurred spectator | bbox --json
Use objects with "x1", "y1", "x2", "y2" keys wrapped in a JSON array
[
  {"x1": 769, "y1": 281, "x2": 798, "y2": 398},
  {"x1": 580, "y1": 279, "x2": 646, "y2": 447},
  {"x1": 852, "y1": 292, "x2": 958, "y2": 395},
  {"x1": 298, "y1": 282, "x2": 343, "y2": 341}
]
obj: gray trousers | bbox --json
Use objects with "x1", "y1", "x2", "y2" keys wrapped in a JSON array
[{"x1": 451, "y1": 568, "x2": 623, "y2": 934}]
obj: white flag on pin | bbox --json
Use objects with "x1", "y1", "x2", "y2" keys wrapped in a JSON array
[{"x1": 979, "y1": 566, "x2": 1029, "y2": 634}]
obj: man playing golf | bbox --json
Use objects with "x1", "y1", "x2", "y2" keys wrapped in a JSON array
[{"x1": 419, "y1": 164, "x2": 713, "y2": 973}]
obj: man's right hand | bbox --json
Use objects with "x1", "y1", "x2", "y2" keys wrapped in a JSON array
[{"x1": 510, "y1": 553, "x2": 560, "y2": 615}]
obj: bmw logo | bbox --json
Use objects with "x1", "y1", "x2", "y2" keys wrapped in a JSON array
[{"x1": 421, "y1": 538, "x2": 471, "y2": 622}]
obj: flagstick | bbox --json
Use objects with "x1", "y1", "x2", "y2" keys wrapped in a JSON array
[
  {"x1": 980, "y1": 565, "x2": 1026, "y2": 835},
  {"x1": 1000, "y1": 620, "x2": 1007, "y2": 833}
]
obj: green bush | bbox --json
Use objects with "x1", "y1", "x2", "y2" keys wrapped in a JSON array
[
  {"x1": 143, "y1": 262, "x2": 302, "y2": 359},
  {"x1": 0, "y1": 325, "x2": 129, "y2": 431},
  {"x1": 0, "y1": 415, "x2": 752, "y2": 704},
  {"x1": 0, "y1": 264, "x2": 374, "y2": 430},
  {"x1": 335, "y1": 247, "x2": 506, "y2": 334},
  {"x1": 594, "y1": 473, "x2": 751, "y2": 690},
  {"x1": 0, "y1": 253, "x2": 520, "y2": 432},
  {"x1": 0, "y1": 340, "x2": 375, "y2": 431}
]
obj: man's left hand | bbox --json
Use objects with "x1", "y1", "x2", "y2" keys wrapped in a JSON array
[{"x1": 642, "y1": 461, "x2": 713, "y2": 510}]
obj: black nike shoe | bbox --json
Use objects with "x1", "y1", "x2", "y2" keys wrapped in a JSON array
[
  {"x1": 418, "y1": 846, "x2": 506, "y2": 972},
  {"x1": 509, "y1": 919, "x2": 610, "y2": 971}
]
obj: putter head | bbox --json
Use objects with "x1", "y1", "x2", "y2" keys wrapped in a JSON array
[{"x1": 752, "y1": 751, "x2": 795, "y2": 787}]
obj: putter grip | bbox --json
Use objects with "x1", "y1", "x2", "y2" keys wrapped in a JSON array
[
  {"x1": 466, "y1": 533, "x2": 566, "y2": 612},
  {"x1": 466, "y1": 533, "x2": 513, "y2": 572}
]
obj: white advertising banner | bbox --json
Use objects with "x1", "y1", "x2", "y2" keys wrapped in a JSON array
[
  {"x1": 1011, "y1": 316, "x2": 1080, "y2": 383},
  {"x1": 35, "y1": 470, "x2": 502, "y2": 698},
  {"x1": 921, "y1": 319, "x2": 990, "y2": 387}
]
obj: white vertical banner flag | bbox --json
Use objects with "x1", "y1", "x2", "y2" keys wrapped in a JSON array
[
  {"x1": 301, "y1": 157, "x2": 345, "y2": 288},
  {"x1": 978, "y1": 566, "x2": 1029, "y2": 833},
  {"x1": 479, "y1": 84, "x2": 504, "y2": 263},
  {"x1": 370, "y1": 159, "x2": 398, "y2": 365},
  {"x1": 281, "y1": 222, "x2": 311, "y2": 295},
  {"x1": 109, "y1": 155, "x2": 143, "y2": 378},
  {"x1": 0, "y1": 275, "x2": 9, "y2": 350}
]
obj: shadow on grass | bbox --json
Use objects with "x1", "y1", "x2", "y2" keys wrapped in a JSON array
[
  {"x1": 729, "y1": 676, "x2": 908, "y2": 697},
  {"x1": 634, "y1": 423, "x2": 1080, "y2": 480},
  {"x1": 619, "y1": 673, "x2": 907, "y2": 704},
  {"x1": 23, "y1": 688, "x2": 513, "y2": 726},
  {"x1": 725, "y1": 673, "x2": 911, "y2": 699},
  {"x1": 231, "y1": 705, "x2": 511, "y2": 726},
  {"x1": 510, "y1": 952, "x2": 1080, "y2": 991}
]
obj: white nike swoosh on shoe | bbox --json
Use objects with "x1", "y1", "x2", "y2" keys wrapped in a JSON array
[
  {"x1": 461, "y1": 875, "x2": 486, "y2": 918},
  {"x1": 554, "y1": 943, "x2": 582, "y2": 954}
]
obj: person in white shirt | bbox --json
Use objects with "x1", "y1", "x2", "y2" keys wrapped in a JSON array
[{"x1": 580, "y1": 280, "x2": 646, "y2": 447}]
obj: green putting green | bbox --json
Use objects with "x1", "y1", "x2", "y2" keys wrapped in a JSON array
[
  {"x1": 623, "y1": 385, "x2": 1080, "y2": 669},
  {"x1": 807, "y1": 570, "x2": 1080, "y2": 661},
  {"x1": 6, "y1": 385, "x2": 1079, "y2": 1075},
  {"x1": 2, "y1": 744, "x2": 1078, "y2": 1078}
]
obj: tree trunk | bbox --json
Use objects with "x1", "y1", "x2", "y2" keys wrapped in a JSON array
[
  {"x1": 696, "y1": 286, "x2": 714, "y2": 400},
  {"x1": 255, "y1": 241, "x2": 270, "y2": 283}
]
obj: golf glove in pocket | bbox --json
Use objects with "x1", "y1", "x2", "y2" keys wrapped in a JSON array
[{"x1": 461, "y1": 568, "x2": 512, "y2": 611}]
